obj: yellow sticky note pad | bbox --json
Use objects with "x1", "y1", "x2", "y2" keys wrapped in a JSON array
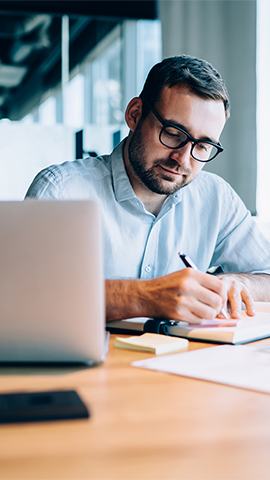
[{"x1": 115, "y1": 333, "x2": 189, "y2": 355}]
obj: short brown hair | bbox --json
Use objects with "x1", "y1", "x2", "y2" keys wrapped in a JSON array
[{"x1": 139, "y1": 55, "x2": 230, "y2": 120}]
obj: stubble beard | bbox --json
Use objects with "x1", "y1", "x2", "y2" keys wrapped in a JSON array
[{"x1": 128, "y1": 123, "x2": 193, "y2": 195}]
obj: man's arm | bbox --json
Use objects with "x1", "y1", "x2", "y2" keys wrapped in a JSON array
[
  {"x1": 106, "y1": 271, "x2": 270, "y2": 323},
  {"x1": 106, "y1": 269, "x2": 229, "y2": 324}
]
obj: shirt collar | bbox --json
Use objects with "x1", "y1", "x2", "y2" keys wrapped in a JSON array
[{"x1": 111, "y1": 139, "x2": 137, "y2": 202}]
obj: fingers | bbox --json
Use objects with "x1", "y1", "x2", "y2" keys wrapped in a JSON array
[
  {"x1": 150, "y1": 269, "x2": 226, "y2": 324},
  {"x1": 181, "y1": 268, "x2": 226, "y2": 317},
  {"x1": 146, "y1": 270, "x2": 255, "y2": 325},
  {"x1": 242, "y1": 289, "x2": 256, "y2": 316},
  {"x1": 219, "y1": 277, "x2": 255, "y2": 319},
  {"x1": 174, "y1": 294, "x2": 222, "y2": 324}
]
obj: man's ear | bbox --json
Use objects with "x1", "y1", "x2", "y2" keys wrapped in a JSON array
[{"x1": 125, "y1": 97, "x2": 143, "y2": 132}]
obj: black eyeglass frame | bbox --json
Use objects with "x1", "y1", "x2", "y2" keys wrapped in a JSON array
[{"x1": 144, "y1": 100, "x2": 224, "y2": 163}]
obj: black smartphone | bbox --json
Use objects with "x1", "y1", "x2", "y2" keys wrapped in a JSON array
[{"x1": 0, "y1": 390, "x2": 90, "y2": 424}]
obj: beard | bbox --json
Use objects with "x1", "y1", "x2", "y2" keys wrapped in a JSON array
[{"x1": 128, "y1": 122, "x2": 193, "y2": 195}]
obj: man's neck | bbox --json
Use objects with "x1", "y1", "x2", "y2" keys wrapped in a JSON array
[
  {"x1": 139, "y1": 192, "x2": 167, "y2": 216},
  {"x1": 128, "y1": 170, "x2": 167, "y2": 216}
]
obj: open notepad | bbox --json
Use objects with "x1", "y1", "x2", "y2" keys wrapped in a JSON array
[{"x1": 107, "y1": 302, "x2": 270, "y2": 345}]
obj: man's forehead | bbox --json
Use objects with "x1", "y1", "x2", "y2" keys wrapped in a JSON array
[
  {"x1": 158, "y1": 84, "x2": 224, "y2": 113},
  {"x1": 157, "y1": 85, "x2": 226, "y2": 138}
]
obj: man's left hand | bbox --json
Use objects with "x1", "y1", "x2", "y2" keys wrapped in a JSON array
[{"x1": 218, "y1": 275, "x2": 255, "y2": 318}]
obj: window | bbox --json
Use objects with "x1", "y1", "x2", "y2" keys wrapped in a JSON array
[
  {"x1": 5, "y1": 20, "x2": 161, "y2": 200},
  {"x1": 39, "y1": 97, "x2": 56, "y2": 126},
  {"x1": 91, "y1": 37, "x2": 122, "y2": 125}
]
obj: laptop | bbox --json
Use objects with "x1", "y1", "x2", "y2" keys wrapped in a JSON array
[{"x1": 0, "y1": 199, "x2": 105, "y2": 364}]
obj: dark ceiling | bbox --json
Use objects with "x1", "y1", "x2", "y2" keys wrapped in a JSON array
[{"x1": 0, "y1": 1, "x2": 157, "y2": 120}]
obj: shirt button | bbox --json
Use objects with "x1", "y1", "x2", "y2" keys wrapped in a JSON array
[{"x1": 145, "y1": 265, "x2": 152, "y2": 273}]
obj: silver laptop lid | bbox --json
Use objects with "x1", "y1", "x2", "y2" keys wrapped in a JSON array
[{"x1": 0, "y1": 200, "x2": 105, "y2": 364}]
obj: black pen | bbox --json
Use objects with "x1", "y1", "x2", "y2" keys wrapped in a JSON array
[{"x1": 178, "y1": 252, "x2": 228, "y2": 319}]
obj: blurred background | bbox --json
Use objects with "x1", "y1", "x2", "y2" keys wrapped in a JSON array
[{"x1": 0, "y1": 0, "x2": 268, "y2": 236}]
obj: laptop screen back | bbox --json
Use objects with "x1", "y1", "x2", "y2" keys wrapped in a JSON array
[{"x1": 0, "y1": 200, "x2": 105, "y2": 364}]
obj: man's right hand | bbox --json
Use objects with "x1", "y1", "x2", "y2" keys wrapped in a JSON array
[{"x1": 106, "y1": 269, "x2": 227, "y2": 324}]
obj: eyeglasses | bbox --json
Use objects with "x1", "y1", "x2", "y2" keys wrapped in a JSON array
[{"x1": 144, "y1": 100, "x2": 224, "y2": 163}]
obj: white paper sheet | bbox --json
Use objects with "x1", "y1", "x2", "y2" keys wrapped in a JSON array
[{"x1": 132, "y1": 344, "x2": 270, "y2": 394}]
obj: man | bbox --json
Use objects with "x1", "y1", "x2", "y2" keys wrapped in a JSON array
[{"x1": 26, "y1": 55, "x2": 270, "y2": 324}]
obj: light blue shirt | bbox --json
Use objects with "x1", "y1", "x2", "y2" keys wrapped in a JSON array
[{"x1": 26, "y1": 139, "x2": 270, "y2": 279}]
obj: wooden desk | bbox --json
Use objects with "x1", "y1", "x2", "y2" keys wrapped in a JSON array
[{"x1": 1, "y1": 335, "x2": 270, "y2": 480}]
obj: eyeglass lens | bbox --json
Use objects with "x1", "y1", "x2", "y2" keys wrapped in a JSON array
[{"x1": 160, "y1": 126, "x2": 218, "y2": 161}]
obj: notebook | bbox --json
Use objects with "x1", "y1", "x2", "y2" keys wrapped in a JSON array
[
  {"x1": 0, "y1": 200, "x2": 105, "y2": 364},
  {"x1": 106, "y1": 302, "x2": 270, "y2": 345}
]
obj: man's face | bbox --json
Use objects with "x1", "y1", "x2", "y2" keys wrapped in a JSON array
[{"x1": 127, "y1": 85, "x2": 226, "y2": 195}]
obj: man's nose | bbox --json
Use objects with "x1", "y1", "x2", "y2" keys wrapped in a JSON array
[{"x1": 169, "y1": 142, "x2": 193, "y2": 166}]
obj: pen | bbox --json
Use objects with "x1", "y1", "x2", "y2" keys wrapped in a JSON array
[{"x1": 178, "y1": 252, "x2": 228, "y2": 320}]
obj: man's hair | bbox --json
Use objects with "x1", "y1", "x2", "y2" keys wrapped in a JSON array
[{"x1": 139, "y1": 55, "x2": 230, "y2": 120}]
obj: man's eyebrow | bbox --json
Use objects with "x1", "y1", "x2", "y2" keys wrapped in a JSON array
[{"x1": 164, "y1": 118, "x2": 218, "y2": 144}]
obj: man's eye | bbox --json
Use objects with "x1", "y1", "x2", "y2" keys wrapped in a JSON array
[
  {"x1": 197, "y1": 142, "x2": 210, "y2": 152},
  {"x1": 164, "y1": 129, "x2": 179, "y2": 138},
  {"x1": 164, "y1": 128, "x2": 185, "y2": 140}
]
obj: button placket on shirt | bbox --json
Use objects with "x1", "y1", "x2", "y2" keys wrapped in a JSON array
[{"x1": 140, "y1": 219, "x2": 161, "y2": 279}]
